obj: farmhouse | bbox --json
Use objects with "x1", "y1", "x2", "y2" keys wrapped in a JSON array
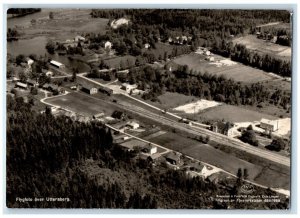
[
  {"x1": 260, "y1": 118, "x2": 279, "y2": 132},
  {"x1": 121, "y1": 83, "x2": 138, "y2": 93},
  {"x1": 79, "y1": 80, "x2": 98, "y2": 95},
  {"x1": 50, "y1": 60, "x2": 65, "y2": 69},
  {"x1": 212, "y1": 121, "x2": 235, "y2": 137},
  {"x1": 74, "y1": 35, "x2": 85, "y2": 42},
  {"x1": 112, "y1": 110, "x2": 126, "y2": 120},
  {"x1": 16, "y1": 82, "x2": 28, "y2": 89},
  {"x1": 126, "y1": 121, "x2": 139, "y2": 129},
  {"x1": 104, "y1": 41, "x2": 112, "y2": 50},
  {"x1": 93, "y1": 112, "x2": 105, "y2": 119},
  {"x1": 144, "y1": 43, "x2": 150, "y2": 49},
  {"x1": 205, "y1": 56, "x2": 215, "y2": 62},
  {"x1": 165, "y1": 152, "x2": 181, "y2": 165},
  {"x1": 26, "y1": 79, "x2": 38, "y2": 87},
  {"x1": 142, "y1": 144, "x2": 157, "y2": 155},
  {"x1": 26, "y1": 57, "x2": 34, "y2": 66},
  {"x1": 46, "y1": 71, "x2": 53, "y2": 77}
]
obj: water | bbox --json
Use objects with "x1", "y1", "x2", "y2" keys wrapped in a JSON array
[{"x1": 7, "y1": 9, "x2": 91, "y2": 72}]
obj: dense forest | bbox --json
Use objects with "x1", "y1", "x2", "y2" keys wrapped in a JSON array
[{"x1": 6, "y1": 96, "x2": 288, "y2": 209}]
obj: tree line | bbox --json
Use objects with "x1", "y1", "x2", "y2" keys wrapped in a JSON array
[{"x1": 127, "y1": 65, "x2": 290, "y2": 109}]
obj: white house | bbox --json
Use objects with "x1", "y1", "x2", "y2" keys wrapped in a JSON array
[
  {"x1": 144, "y1": 43, "x2": 150, "y2": 49},
  {"x1": 26, "y1": 58, "x2": 34, "y2": 66},
  {"x1": 121, "y1": 83, "x2": 138, "y2": 93},
  {"x1": 204, "y1": 50, "x2": 211, "y2": 56},
  {"x1": 126, "y1": 121, "x2": 139, "y2": 129},
  {"x1": 50, "y1": 60, "x2": 65, "y2": 69},
  {"x1": 205, "y1": 56, "x2": 215, "y2": 62},
  {"x1": 74, "y1": 35, "x2": 85, "y2": 42},
  {"x1": 46, "y1": 71, "x2": 53, "y2": 77},
  {"x1": 16, "y1": 82, "x2": 28, "y2": 89},
  {"x1": 143, "y1": 144, "x2": 157, "y2": 155},
  {"x1": 104, "y1": 41, "x2": 112, "y2": 50}
]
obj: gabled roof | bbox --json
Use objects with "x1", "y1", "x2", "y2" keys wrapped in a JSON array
[{"x1": 166, "y1": 152, "x2": 181, "y2": 162}]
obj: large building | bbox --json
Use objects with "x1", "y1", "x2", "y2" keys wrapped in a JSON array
[{"x1": 50, "y1": 60, "x2": 65, "y2": 69}]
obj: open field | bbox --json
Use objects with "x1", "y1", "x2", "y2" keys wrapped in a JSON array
[
  {"x1": 172, "y1": 53, "x2": 275, "y2": 83},
  {"x1": 147, "y1": 132, "x2": 263, "y2": 181},
  {"x1": 198, "y1": 104, "x2": 277, "y2": 123},
  {"x1": 44, "y1": 91, "x2": 117, "y2": 116},
  {"x1": 232, "y1": 35, "x2": 291, "y2": 60},
  {"x1": 104, "y1": 55, "x2": 136, "y2": 69}
]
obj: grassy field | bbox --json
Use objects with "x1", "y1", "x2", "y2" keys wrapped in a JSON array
[
  {"x1": 104, "y1": 55, "x2": 136, "y2": 69},
  {"x1": 147, "y1": 132, "x2": 263, "y2": 181},
  {"x1": 198, "y1": 104, "x2": 277, "y2": 123},
  {"x1": 172, "y1": 53, "x2": 275, "y2": 83},
  {"x1": 44, "y1": 91, "x2": 117, "y2": 116},
  {"x1": 232, "y1": 35, "x2": 291, "y2": 61}
]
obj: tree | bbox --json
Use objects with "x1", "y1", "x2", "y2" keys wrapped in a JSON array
[
  {"x1": 45, "y1": 40, "x2": 55, "y2": 54},
  {"x1": 240, "y1": 129, "x2": 259, "y2": 146},
  {"x1": 243, "y1": 168, "x2": 249, "y2": 180},
  {"x1": 72, "y1": 68, "x2": 79, "y2": 82},
  {"x1": 16, "y1": 54, "x2": 25, "y2": 65},
  {"x1": 30, "y1": 87, "x2": 38, "y2": 95},
  {"x1": 266, "y1": 138, "x2": 286, "y2": 151}
]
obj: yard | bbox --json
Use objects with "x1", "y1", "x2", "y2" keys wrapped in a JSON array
[{"x1": 172, "y1": 53, "x2": 276, "y2": 83}]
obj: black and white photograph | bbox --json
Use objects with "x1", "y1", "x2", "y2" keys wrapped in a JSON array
[{"x1": 4, "y1": 4, "x2": 295, "y2": 211}]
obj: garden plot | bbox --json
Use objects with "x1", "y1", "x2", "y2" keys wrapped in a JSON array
[{"x1": 173, "y1": 99, "x2": 221, "y2": 114}]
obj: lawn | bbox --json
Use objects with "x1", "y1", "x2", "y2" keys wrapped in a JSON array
[
  {"x1": 147, "y1": 132, "x2": 263, "y2": 181},
  {"x1": 198, "y1": 104, "x2": 277, "y2": 123},
  {"x1": 172, "y1": 53, "x2": 275, "y2": 83},
  {"x1": 44, "y1": 91, "x2": 117, "y2": 116}
]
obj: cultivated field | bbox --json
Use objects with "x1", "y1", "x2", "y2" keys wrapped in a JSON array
[
  {"x1": 147, "y1": 132, "x2": 263, "y2": 181},
  {"x1": 232, "y1": 35, "x2": 291, "y2": 60},
  {"x1": 44, "y1": 91, "x2": 117, "y2": 116},
  {"x1": 172, "y1": 53, "x2": 275, "y2": 83},
  {"x1": 198, "y1": 104, "x2": 277, "y2": 123}
]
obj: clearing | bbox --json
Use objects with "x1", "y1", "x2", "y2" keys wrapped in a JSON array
[
  {"x1": 232, "y1": 35, "x2": 291, "y2": 60},
  {"x1": 172, "y1": 53, "x2": 276, "y2": 83},
  {"x1": 173, "y1": 99, "x2": 221, "y2": 114}
]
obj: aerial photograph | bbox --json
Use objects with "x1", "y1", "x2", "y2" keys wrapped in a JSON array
[{"x1": 6, "y1": 8, "x2": 292, "y2": 209}]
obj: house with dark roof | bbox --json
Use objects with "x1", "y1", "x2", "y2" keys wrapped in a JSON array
[
  {"x1": 79, "y1": 80, "x2": 98, "y2": 95},
  {"x1": 211, "y1": 121, "x2": 235, "y2": 137},
  {"x1": 165, "y1": 152, "x2": 182, "y2": 165}
]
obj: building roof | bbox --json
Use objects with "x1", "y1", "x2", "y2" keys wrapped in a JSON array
[
  {"x1": 260, "y1": 118, "x2": 277, "y2": 126},
  {"x1": 27, "y1": 79, "x2": 37, "y2": 84},
  {"x1": 127, "y1": 121, "x2": 139, "y2": 127},
  {"x1": 16, "y1": 82, "x2": 28, "y2": 88},
  {"x1": 117, "y1": 69, "x2": 129, "y2": 74},
  {"x1": 166, "y1": 152, "x2": 181, "y2": 162},
  {"x1": 50, "y1": 60, "x2": 64, "y2": 67}
]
